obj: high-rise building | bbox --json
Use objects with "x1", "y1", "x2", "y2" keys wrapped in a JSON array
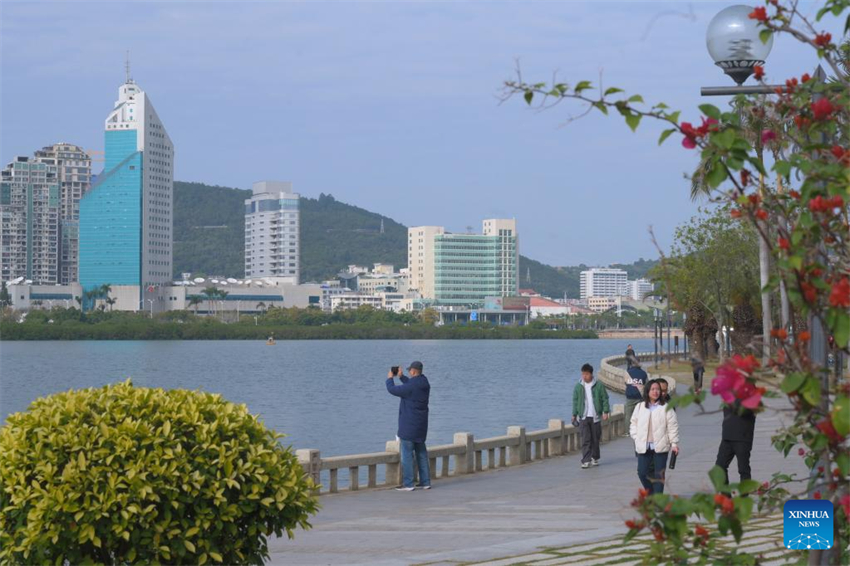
[
  {"x1": 33, "y1": 143, "x2": 92, "y2": 284},
  {"x1": 0, "y1": 157, "x2": 60, "y2": 283},
  {"x1": 579, "y1": 267, "x2": 628, "y2": 299},
  {"x1": 79, "y1": 74, "x2": 174, "y2": 300},
  {"x1": 244, "y1": 181, "x2": 300, "y2": 283},
  {"x1": 408, "y1": 219, "x2": 518, "y2": 307},
  {"x1": 624, "y1": 278, "x2": 654, "y2": 301}
]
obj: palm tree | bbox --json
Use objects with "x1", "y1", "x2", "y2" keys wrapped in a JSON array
[
  {"x1": 218, "y1": 290, "x2": 229, "y2": 322},
  {"x1": 201, "y1": 286, "x2": 219, "y2": 316},
  {"x1": 188, "y1": 296, "x2": 203, "y2": 314},
  {"x1": 106, "y1": 297, "x2": 117, "y2": 311}
]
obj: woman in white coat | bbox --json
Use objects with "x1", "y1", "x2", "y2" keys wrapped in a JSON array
[{"x1": 629, "y1": 379, "x2": 680, "y2": 494}]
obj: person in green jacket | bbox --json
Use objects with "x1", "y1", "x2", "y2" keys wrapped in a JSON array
[{"x1": 572, "y1": 363, "x2": 611, "y2": 469}]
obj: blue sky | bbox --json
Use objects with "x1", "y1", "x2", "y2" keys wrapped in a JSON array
[{"x1": 0, "y1": 1, "x2": 839, "y2": 266}]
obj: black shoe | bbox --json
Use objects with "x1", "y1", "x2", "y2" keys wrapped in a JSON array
[{"x1": 417, "y1": 484, "x2": 432, "y2": 490}]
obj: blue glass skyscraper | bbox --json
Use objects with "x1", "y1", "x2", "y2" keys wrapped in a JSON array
[{"x1": 79, "y1": 75, "x2": 173, "y2": 307}]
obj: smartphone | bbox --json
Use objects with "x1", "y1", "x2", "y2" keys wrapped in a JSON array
[{"x1": 391, "y1": 366, "x2": 400, "y2": 376}]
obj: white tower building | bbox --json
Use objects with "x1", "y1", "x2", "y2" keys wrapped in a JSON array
[{"x1": 244, "y1": 181, "x2": 300, "y2": 283}]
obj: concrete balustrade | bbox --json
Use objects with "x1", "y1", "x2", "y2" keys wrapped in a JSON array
[
  {"x1": 296, "y1": 404, "x2": 625, "y2": 495},
  {"x1": 598, "y1": 351, "x2": 684, "y2": 394}
]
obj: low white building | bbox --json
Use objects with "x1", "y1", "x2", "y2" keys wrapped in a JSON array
[
  {"x1": 331, "y1": 293, "x2": 383, "y2": 311},
  {"x1": 529, "y1": 296, "x2": 570, "y2": 319}
]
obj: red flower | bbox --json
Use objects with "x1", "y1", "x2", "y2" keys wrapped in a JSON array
[
  {"x1": 771, "y1": 328, "x2": 788, "y2": 339},
  {"x1": 840, "y1": 494, "x2": 850, "y2": 518},
  {"x1": 740, "y1": 170, "x2": 751, "y2": 186},
  {"x1": 829, "y1": 277, "x2": 850, "y2": 308},
  {"x1": 712, "y1": 365, "x2": 745, "y2": 404},
  {"x1": 811, "y1": 98, "x2": 835, "y2": 120},
  {"x1": 832, "y1": 146, "x2": 847, "y2": 160},
  {"x1": 801, "y1": 73, "x2": 811, "y2": 83},
  {"x1": 801, "y1": 281, "x2": 818, "y2": 304},
  {"x1": 814, "y1": 491, "x2": 821, "y2": 499},
  {"x1": 747, "y1": 193, "x2": 761, "y2": 205},
  {"x1": 732, "y1": 354, "x2": 760, "y2": 374},
  {"x1": 753, "y1": 65, "x2": 765, "y2": 80},
  {"x1": 816, "y1": 418, "x2": 844, "y2": 443},
  {"x1": 625, "y1": 519, "x2": 639, "y2": 530},
  {"x1": 761, "y1": 129, "x2": 777, "y2": 144},
  {"x1": 778, "y1": 237, "x2": 790, "y2": 251},
  {"x1": 755, "y1": 209, "x2": 769, "y2": 220},
  {"x1": 814, "y1": 33, "x2": 832, "y2": 47},
  {"x1": 798, "y1": 448, "x2": 806, "y2": 456},
  {"x1": 830, "y1": 195, "x2": 845, "y2": 208},
  {"x1": 788, "y1": 190, "x2": 800, "y2": 199},
  {"x1": 749, "y1": 6, "x2": 768, "y2": 21},
  {"x1": 695, "y1": 525, "x2": 709, "y2": 537},
  {"x1": 730, "y1": 209, "x2": 742, "y2": 219}
]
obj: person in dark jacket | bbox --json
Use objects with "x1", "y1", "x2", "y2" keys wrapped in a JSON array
[
  {"x1": 386, "y1": 361, "x2": 431, "y2": 491},
  {"x1": 624, "y1": 357, "x2": 647, "y2": 437},
  {"x1": 625, "y1": 345, "x2": 636, "y2": 369},
  {"x1": 691, "y1": 357, "x2": 705, "y2": 394},
  {"x1": 715, "y1": 401, "x2": 756, "y2": 486}
]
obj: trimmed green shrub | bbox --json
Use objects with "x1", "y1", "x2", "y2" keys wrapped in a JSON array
[{"x1": 0, "y1": 380, "x2": 319, "y2": 565}]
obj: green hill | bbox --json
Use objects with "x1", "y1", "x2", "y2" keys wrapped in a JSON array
[{"x1": 172, "y1": 181, "x2": 654, "y2": 298}]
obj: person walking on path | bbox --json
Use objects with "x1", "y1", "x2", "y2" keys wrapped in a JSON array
[
  {"x1": 691, "y1": 357, "x2": 705, "y2": 394},
  {"x1": 657, "y1": 378, "x2": 673, "y2": 404},
  {"x1": 571, "y1": 363, "x2": 611, "y2": 469},
  {"x1": 630, "y1": 380, "x2": 680, "y2": 494},
  {"x1": 623, "y1": 356, "x2": 647, "y2": 437},
  {"x1": 625, "y1": 345, "x2": 636, "y2": 369},
  {"x1": 715, "y1": 401, "x2": 756, "y2": 486},
  {"x1": 386, "y1": 361, "x2": 431, "y2": 491}
]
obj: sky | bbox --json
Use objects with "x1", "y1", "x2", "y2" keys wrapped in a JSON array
[{"x1": 0, "y1": 1, "x2": 840, "y2": 267}]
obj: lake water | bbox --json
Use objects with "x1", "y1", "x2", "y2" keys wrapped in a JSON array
[{"x1": 0, "y1": 339, "x2": 651, "y2": 457}]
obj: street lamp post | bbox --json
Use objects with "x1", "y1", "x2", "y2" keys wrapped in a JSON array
[
  {"x1": 147, "y1": 299, "x2": 154, "y2": 319},
  {"x1": 703, "y1": 5, "x2": 776, "y2": 364}
]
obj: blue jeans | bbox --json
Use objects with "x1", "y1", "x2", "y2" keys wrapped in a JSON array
[
  {"x1": 400, "y1": 439, "x2": 430, "y2": 488},
  {"x1": 637, "y1": 449, "x2": 669, "y2": 494}
]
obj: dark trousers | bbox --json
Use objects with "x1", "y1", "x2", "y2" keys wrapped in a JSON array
[
  {"x1": 637, "y1": 449, "x2": 669, "y2": 494},
  {"x1": 715, "y1": 439, "x2": 752, "y2": 484},
  {"x1": 580, "y1": 417, "x2": 602, "y2": 463}
]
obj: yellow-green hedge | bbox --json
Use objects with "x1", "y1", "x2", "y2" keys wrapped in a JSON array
[{"x1": 0, "y1": 380, "x2": 318, "y2": 565}]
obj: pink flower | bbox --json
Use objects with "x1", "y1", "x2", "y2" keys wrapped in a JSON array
[
  {"x1": 711, "y1": 365, "x2": 744, "y2": 404},
  {"x1": 740, "y1": 387, "x2": 765, "y2": 409},
  {"x1": 761, "y1": 129, "x2": 777, "y2": 144}
]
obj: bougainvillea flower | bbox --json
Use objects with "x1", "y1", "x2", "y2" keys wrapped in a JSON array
[
  {"x1": 811, "y1": 98, "x2": 835, "y2": 120},
  {"x1": 840, "y1": 494, "x2": 850, "y2": 518},
  {"x1": 712, "y1": 364, "x2": 745, "y2": 404},
  {"x1": 761, "y1": 129, "x2": 777, "y2": 143},
  {"x1": 749, "y1": 7, "x2": 768, "y2": 21},
  {"x1": 814, "y1": 33, "x2": 832, "y2": 47},
  {"x1": 801, "y1": 73, "x2": 811, "y2": 83},
  {"x1": 829, "y1": 277, "x2": 850, "y2": 308},
  {"x1": 778, "y1": 237, "x2": 790, "y2": 251},
  {"x1": 740, "y1": 386, "x2": 766, "y2": 409},
  {"x1": 753, "y1": 65, "x2": 765, "y2": 80},
  {"x1": 816, "y1": 418, "x2": 844, "y2": 443},
  {"x1": 732, "y1": 354, "x2": 760, "y2": 374}
]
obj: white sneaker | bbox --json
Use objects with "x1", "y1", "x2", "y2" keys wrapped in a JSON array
[
  {"x1": 417, "y1": 484, "x2": 432, "y2": 490},
  {"x1": 591, "y1": 459, "x2": 600, "y2": 466},
  {"x1": 395, "y1": 486, "x2": 415, "y2": 492},
  {"x1": 581, "y1": 462, "x2": 591, "y2": 469}
]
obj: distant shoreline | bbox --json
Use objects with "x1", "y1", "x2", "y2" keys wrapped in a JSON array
[{"x1": 0, "y1": 322, "x2": 598, "y2": 341}]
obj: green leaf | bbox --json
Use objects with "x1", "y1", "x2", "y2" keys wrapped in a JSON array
[
  {"x1": 773, "y1": 159, "x2": 792, "y2": 176},
  {"x1": 708, "y1": 465, "x2": 727, "y2": 491},
  {"x1": 593, "y1": 101, "x2": 609, "y2": 115},
  {"x1": 759, "y1": 29, "x2": 773, "y2": 45},
  {"x1": 836, "y1": 452, "x2": 850, "y2": 477},
  {"x1": 185, "y1": 526, "x2": 199, "y2": 538},
  {"x1": 800, "y1": 377, "x2": 821, "y2": 406},
  {"x1": 574, "y1": 80, "x2": 592, "y2": 93},
  {"x1": 738, "y1": 479, "x2": 760, "y2": 495},
  {"x1": 714, "y1": 129, "x2": 737, "y2": 150},
  {"x1": 184, "y1": 539, "x2": 196, "y2": 553},
  {"x1": 209, "y1": 551, "x2": 223, "y2": 562},
  {"x1": 658, "y1": 128, "x2": 676, "y2": 146},
  {"x1": 706, "y1": 163, "x2": 728, "y2": 189},
  {"x1": 604, "y1": 87, "x2": 623, "y2": 96},
  {"x1": 734, "y1": 496, "x2": 754, "y2": 523},
  {"x1": 698, "y1": 104, "x2": 721, "y2": 120},
  {"x1": 667, "y1": 111, "x2": 680, "y2": 124},
  {"x1": 833, "y1": 395, "x2": 849, "y2": 437},
  {"x1": 780, "y1": 372, "x2": 806, "y2": 394},
  {"x1": 523, "y1": 91, "x2": 533, "y2": 105},
  {"x1": 625, "y1": 113, "x2": 641, "y2": 132},
  {"x1": 788, "y1": 256, "x2": 803, "y2": 271},
  {"x1": 628, "y1": 94, "x2": 644, "y2": 104},
  {"x1": 831, "y1": 310, "x2": 849, "y2": 349}
]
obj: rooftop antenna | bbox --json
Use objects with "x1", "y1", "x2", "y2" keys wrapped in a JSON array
[
  {"x1": 380, "y1": 218, "x2": 385, "y2": 234},
  {"x1": 125, "y1": 50, "x2": 133, "y2": 83}
]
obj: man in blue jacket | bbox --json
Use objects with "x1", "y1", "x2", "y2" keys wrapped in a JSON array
[{"x1": 386, "y1": 361, "x2": 431, "y2": 491}]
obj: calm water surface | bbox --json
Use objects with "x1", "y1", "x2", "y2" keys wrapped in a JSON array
[{"x1": 0, "y1": 339, "x2": 651, "y2": 456}]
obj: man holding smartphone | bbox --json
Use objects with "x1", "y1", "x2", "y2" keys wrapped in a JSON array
[{"x1": 386, "y1": 361, "x2": 431, "y2": 491}]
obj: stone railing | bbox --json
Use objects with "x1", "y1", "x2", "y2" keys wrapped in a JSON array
[
  {"x1": 296, "y1": 404, "x2": 625, "y2": 495},
  {"x1": 599, "y1": 351, "x2": 685, "y2": 394}
]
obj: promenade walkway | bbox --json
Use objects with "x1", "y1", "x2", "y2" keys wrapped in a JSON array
[{"x1": 268, "y1": 383, "x2": 805, "y2": 566}]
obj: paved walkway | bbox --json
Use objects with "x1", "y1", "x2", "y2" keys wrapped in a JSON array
[{"x1": 268, "y1": 387, "x2": 805, "y2": 566}]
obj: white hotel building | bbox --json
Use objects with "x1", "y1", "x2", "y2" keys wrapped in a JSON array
[
  {"x1": 244, "y1": 181, "x2": 300, "y2": 284},
  {"x1": 579, "y1": 267, "x2": 628, "y2": 299}
]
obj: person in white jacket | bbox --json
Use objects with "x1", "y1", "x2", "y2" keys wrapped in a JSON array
[{"x1": 629, "y1": 379, "x2": 680, "y2": 494}]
